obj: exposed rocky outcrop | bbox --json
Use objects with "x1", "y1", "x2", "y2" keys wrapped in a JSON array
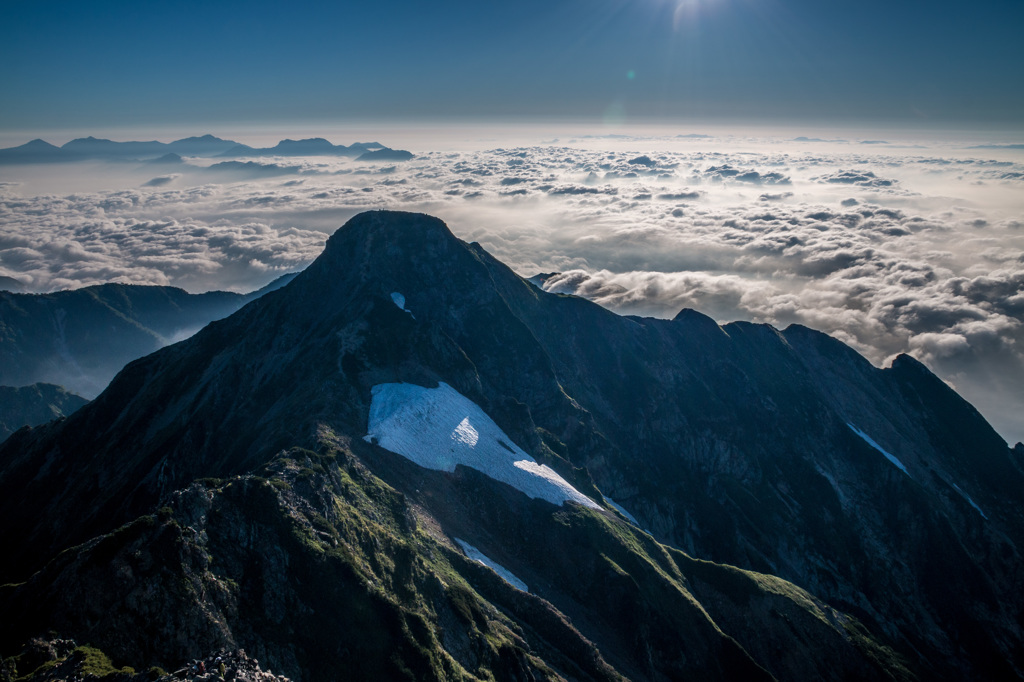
[{"x1": 2, "y1": 635, "x2": 291, "y2": 682}]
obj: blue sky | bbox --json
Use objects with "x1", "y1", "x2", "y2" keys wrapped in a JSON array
[{"x1": 2, "y1": 0, "x2": 1022, "y2": 130}]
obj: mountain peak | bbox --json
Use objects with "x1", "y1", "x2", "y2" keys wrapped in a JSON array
[
  {"x1": 63, "y1": 136, "x2": 110, "y2": 147},
  {"x1": 313, "y1": 211, "x2": 461, "y2": 275},
  {"x1": 328, "y1": 210, "x2": 453, "y2": 246},
  {"x1": 273, "y1": 138, "x2": 336, "y2": 151},
  {"x1": 299, "y1": 211, "x2": 474, "y2": 317},
  {"x1": 23, "y1": 138, "x2": 59, "y2": 149},
  {"x1": 671, "y1": 307, "x2": 718, "y2": 326},
  {"x1": 172, "y1": 134, "x2": 221, "y2": 142}
]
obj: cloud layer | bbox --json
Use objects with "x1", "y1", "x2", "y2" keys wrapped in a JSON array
[{"x1": 1, "y1": 133, "x2": 1022, "y2": 442}]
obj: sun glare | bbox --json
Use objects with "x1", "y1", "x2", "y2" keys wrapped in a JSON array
[{"x1": 672, "y1": 0, "x2": 713, "y2": 29}]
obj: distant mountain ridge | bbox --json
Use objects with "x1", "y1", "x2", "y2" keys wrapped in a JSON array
[
  {"x1": 0, "y1": 135, "x2": 412, "y2": 163},
  {"x1": 0, "y1": 134, "x2": 241, "y2": 162},
  {"x1": 0, "y1": 383, "x2": 88, "y2": 442},
  {"x1": 354, "y1": 147, "x2": 415, "y2": 161},
  {"x1": 0, "y1": 276, "x2": 25, "y2": 293},
  {"x1": 216, "y1": 138, "x2": 393, "y2": 158},
  {"x1": 0, "y1": 273, "x2": 297, "y2": 398}
]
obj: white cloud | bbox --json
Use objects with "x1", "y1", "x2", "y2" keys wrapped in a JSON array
[{"x1": 1, "y1": 133, "x2": 1022, "y2": 442}]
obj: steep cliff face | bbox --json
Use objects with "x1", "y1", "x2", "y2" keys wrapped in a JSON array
[{"x1": 1, "y1": 211, "x2": 1021, "y2": 680}]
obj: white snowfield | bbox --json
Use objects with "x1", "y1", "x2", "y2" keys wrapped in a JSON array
[
  {"x1": 454, "y1": 538, "x2": 529, "y2": 592},
  {"x1": 847, "y1": 423, "x2": 911, "y2": 477},
  {"x1": 365, "y1": 382, "x2": 602, "y2": 510}
]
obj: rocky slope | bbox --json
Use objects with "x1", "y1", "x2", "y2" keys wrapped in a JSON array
[
  {"x1": 1, "y1": 211, "x2": 1021, "y2": 680},
  {"x1": 2, "y1": 446, "x2": 904, "y2": 682},
  {"x1": 2, "y1": 636, "x2": 291, "y2": 682}
]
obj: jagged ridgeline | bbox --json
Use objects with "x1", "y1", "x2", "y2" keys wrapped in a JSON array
[{"x1": 1, "y1": 211, "x2": 1022, "y2": 681}]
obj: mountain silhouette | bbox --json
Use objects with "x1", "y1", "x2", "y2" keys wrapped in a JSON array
[{"x1": 0, "y1": 136, "x2": 402, "y2": 164}]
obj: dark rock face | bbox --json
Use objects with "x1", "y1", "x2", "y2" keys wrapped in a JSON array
[
  {"x1": 1, "y1": 211, "x2": 1021, "y2": 680},
  {"x1": 0, "y1": 383, "x2": 88, "y2": 442}
]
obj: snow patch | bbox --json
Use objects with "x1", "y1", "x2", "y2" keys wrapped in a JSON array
[
  {"x1": 365, "y1": 382, "x2": 602, "y2": 510},
  {"x1": 605, "y1": 498, "x2": 641, "y2": 527},
  {"x1": 847, "y1": 423, "x2": 911, "y2": 477},
  {"x1": 454, "y1": 538, "x2": 529, "y2": 592},
  {"x1": 389, "y1": 291, "x2": 415, "y2": 318},
  {"x1": 452, "y1": 417, "x2": 479, "y2": 446},
  {"x1": 952, "y1": 482, "x2": 988, "y2": 520}
]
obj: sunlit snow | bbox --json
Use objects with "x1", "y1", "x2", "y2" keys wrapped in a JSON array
[
  {"x1": 365, "y1": 382, "x2": 602, "y2": 509},
  {"x1": 454, "y1": 538, "x2": 529, "y2": 592},
  {"x1": 847, "y1": 423, "x2": 911, "y2": 477},
  {"x1": 452, "y1": 417, "x2": 479, "y2": 446}
]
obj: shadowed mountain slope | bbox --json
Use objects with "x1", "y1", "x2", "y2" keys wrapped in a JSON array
[{"x1": 1, "y1": 211, "x2": 1021, "y2": 681}]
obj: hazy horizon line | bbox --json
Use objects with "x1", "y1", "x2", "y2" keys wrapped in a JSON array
[{"x1": 2, "y1": 118, "x2": 1023, "y2": 152}]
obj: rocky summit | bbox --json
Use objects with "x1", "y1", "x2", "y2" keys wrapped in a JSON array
[{"x1": 2, "y1": 210, "x2": 1022, "y2": 681}]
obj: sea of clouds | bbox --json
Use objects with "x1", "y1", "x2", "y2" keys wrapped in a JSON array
[{"x1": 1, "y1": 131, "x2": 1021, "y2": 442}]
